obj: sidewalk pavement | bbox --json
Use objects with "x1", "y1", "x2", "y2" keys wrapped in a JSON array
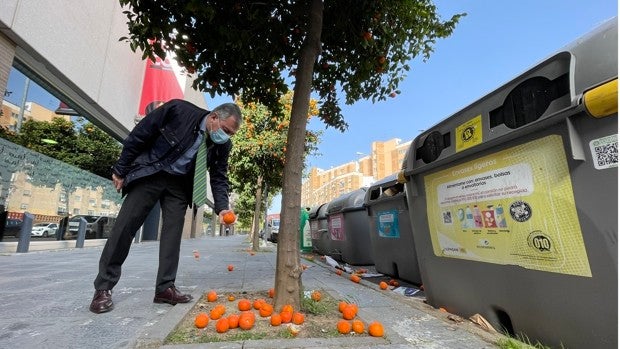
[{"x1": 0, "y1": 234, "x2": 503, "y2": 348}]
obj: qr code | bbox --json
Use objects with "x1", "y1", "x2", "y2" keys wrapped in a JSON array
[
  {"x1": 594, "y1": 143, "x2": 618, "y2": 166},
  {"x1": 590, "y1": 135, "x2": 618, "y2": 170}
]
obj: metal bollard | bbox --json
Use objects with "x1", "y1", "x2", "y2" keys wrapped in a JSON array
[
  {"x1": 16, "y1": 212, "x2": 34, "y2": 253},
  {"x1": 75, "y1": 217, "x2": 87, "y2": 248}
]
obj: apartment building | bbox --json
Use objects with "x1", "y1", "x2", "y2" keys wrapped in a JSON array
[
  {"x1": 301, "y1": 138, "x2": 411, "y2": 207},
  {"x1": 1, "y1": 100, "x2": 70, "y2": 131}
]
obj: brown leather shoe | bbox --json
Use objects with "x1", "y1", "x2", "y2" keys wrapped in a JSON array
[
  {"x1": 153, "y1": 285, "x2": 193, "y2": 305},
  {"x1": 90, "y1": 290, "x2": 113, "y2": 314}
]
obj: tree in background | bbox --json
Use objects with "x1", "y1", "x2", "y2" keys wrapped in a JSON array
[
  {"x1": 119, "y1": 0, "x2": 463, "y2": 310},
  {"x1": 228, "y1": 92, "x2": 320, "y2": 251}
]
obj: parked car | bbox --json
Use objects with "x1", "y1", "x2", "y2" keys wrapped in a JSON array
[
  {"x1": 68, "y1": 215, "x2": 114, "y2": 238},
  {"x1": 3, "y1": 218, "x2": 24, "y2": 238},
  {"x1": 30, "y1": 222, "x2": 59, "y2": 238}
]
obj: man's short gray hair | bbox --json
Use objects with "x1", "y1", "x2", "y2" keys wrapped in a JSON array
[{"x1": 212, "y1": 103, "x2": 243, "y2": 129}]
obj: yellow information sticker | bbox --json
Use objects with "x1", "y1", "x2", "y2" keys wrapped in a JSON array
[
  {"x1": 424, "y1": 135, "x2": 592, "y2": 277},
  {"x1": 455, "y1": 115, "x2": 482, "y2": 152}
]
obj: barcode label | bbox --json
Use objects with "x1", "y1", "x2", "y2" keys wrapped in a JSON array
[{"x1": 589, "y1": 134, "x2": 618, "y2": 170}]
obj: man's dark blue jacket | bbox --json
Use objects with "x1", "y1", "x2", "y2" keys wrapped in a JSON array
[{"x1": 111, "y1": 99, "x2": 231, "y2": 214}]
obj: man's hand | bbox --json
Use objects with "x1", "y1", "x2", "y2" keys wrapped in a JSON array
[
  {"x1": 112, "y1": 173, "x2": 124, "y2": 193},
  {"x1": 218, "y1": 209, "x2": 237, "y2": 226}
]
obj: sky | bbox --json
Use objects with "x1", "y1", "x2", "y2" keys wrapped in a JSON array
[{"x1": 4, "y1": 1, "x2": 618, "y2": 214}]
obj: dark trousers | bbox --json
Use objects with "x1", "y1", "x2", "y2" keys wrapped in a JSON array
[{"x1": 94, "y1": 171, "x2": 189, "y2": 294}]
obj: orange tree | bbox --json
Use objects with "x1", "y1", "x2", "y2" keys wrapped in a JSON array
[
  {"x1": 119, "y1": 0, "x2": 464, "y2": 310},
  {"x1": 228, "y1": 92, "x2": 320, "y2": 252}
]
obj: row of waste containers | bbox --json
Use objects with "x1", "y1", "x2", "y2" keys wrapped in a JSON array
[{"x1": 307, "y1": 19, "x2": 617, "y2": 349}]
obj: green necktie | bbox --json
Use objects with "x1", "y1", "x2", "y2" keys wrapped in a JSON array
[{"x1": 193, "y1": 138, "x2": 208, "y2": 207}]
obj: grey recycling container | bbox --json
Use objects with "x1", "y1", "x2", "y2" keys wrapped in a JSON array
[
  {"x1": 400, "y1": 18, "x2": 617, "y2": 349},
  {"x1": 309, "y1": 203, "x2": 330, "y2": 255},
  {"x1": 326, "y1": 187, "x2": 373, "y2": 265},
  {"x1": 365, "y1": 173, "x2": 421, "y2": 285}
]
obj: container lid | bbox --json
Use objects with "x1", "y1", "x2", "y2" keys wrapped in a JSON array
[{"x1": 327, "y1": 187, "x2": 368, "y2": 214}]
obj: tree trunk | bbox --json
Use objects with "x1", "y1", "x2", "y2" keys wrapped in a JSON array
[
  {"x1": 251, "y1": 174, "x2": 263, "y2": 251},
  {"x1": 273, "y1": 0, "x2": 323, "y2": 311}
]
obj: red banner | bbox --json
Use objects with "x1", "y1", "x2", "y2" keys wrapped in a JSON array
[{"x1": 137, "y1": 54, "x2": 185, "y2": 120}]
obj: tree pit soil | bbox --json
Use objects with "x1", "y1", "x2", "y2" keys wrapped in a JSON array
[{"x1": 165, "y1": 289, "x2": 369, "y2": 344}]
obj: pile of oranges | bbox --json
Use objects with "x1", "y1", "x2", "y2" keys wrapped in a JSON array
[{"x1": 193, "y1": 289, "x2": 385, "y2": 339}]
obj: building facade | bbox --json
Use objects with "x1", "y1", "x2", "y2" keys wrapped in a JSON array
[{"x1": 301, "y1": 138, "x2": 411, "y2": 207}]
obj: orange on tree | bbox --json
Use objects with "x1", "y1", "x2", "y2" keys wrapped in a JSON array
[{"x1": 194, "y1": 312, "x2": 209, "y2": 328}]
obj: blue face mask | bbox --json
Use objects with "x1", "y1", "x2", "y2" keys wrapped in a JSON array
[{"x1": 209, "y1": 117, "x2": 230, "y2": 144}]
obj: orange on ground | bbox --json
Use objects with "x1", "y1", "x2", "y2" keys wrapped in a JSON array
[
  {"x1": 238, "y1": 299, "x2": 252, "y2": 311},
  {"x1": 292, "y1": 312, "x2": 305, "y2": 325},
  {"x1": 270, "y1": 313, "x2": 282, "y2": 326},
  {"x1": 281, "y1": 304, "x2": 294, "y2": 313},
  {"x1": 227, "y1": 264, "x2": 234, "y2": 271},
  {"x1": 223, "y1": 211, "x2": 236, "y2": 224},
  {"x1": 310, "y1": 290, "x2": 321, "y2": 301},
  {"x1": 280, "y1": 310, "x2": 293, "y2": 323},
  {"x1": 350, "y1": 274, "x2": 361, "y2": 283},
  {"x1": 259, "y1": 303, "x2": 274, "y2": 317},
  {"x1": 379, "y1": 281, "x2": 388, "y2": 290},
  {"x1": 253, "y1": 298, "x2": 266, "y2": 310},
  {"x1": 210, "y1": 306, "x2": 225, "y2": 320},
  {"x1": 206, "y1": 290, "x2": 218, "y2": 302},
  {"x1": 238, "y1": 313, "x2": 255, "y2": 330},
  {"x1": 368, "y1": 321, "x2": 384, "y2": 337},
  {"x1": 352, "y1": 319, "x2": 365, "y2": 334},
  {"x1": 227, "y1": 314, "x2": 240, "y2": 329},
  {"x1": 337, "y1": 319, "x2": 352, "y2": 334},
  {"x1": 335, "y1": 269, "x2": 343, "y2": 276},
  {"x1": 338, "y1": 301, "x2": 348, "y2": 313},
  {"x1": 342, "y1": 304, "x2": 357, "y2": 320},
  {"x1": 227, "y1": 294, "x2": 235, "y2": 301},
  {"x1": 215, "y1": 318, "x2": 229, "y2": 333},
  {"x1": 194, "y1": 313, "x2": 209, "y2": 328},
  {"x1": 268, "y1": 288, "x2": 275, "y2": 298}
]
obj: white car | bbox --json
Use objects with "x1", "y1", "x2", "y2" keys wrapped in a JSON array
[{"x1": 30, "y1": 223, "x2": 58, "y2": 238}]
